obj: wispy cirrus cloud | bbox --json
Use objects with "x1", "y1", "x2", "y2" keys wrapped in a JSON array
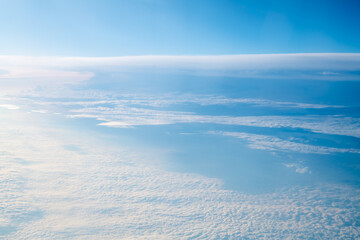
[
  {"x1": 15, "y1": 92, "x2": 343, "y2": 109},
  {"x1": 210, "y1": 131, "x2": 360, "y2": 155},
  {"x1": 64, "y1": 105, "x2": 360, "y2": 138},
  {"x1": 66, "y1": 93, "x2": 343, "y2": 109}
]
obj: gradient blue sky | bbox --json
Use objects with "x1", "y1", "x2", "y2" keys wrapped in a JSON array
[{"x1": 1, "y1": 0, "x2": 360, "y2": 56}]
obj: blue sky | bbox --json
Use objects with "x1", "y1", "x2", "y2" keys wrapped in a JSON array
[
  {"x1": 1, "y1": 0, "x2": 360, "y2": 239},
  {"x1": 1, "y1": 0, "x2": 360, "y2": 56}
]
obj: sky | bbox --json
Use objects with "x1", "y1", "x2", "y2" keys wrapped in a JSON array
[
  {"x1": 1, "y1": 0, "x2": 360, "y2": 239},
  {"x1": 0, "y1": 0, "x2": 360, "y2": 56}
]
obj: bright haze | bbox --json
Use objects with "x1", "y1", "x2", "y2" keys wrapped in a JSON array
[{"x1": 1, "y1": 0, "x2": 360, "y2": 239}]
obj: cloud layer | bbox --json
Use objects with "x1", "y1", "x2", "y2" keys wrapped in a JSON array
[
  {"x1": 1, "y1": 56, "x2": 360, "y2": 238},
  {"x1": 1, "y1": 53, "x2": 360, "y2": 70},
  {"x1": 1, "y1": 112, "x2": 360, "y2": 239},
  {"x1": 1, "y1": 53, "x2": 360, "y2": 85}
]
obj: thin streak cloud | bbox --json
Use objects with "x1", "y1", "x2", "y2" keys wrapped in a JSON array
[
  {"x1": 210, "y1": 131, "x2": 360, "y2": 155},
  {"x1": 65, "y1": 106, "x2": 360, "y2": 138},
  {"x1": 1, "y1": 53, "x2": 360, "y2": 70}
]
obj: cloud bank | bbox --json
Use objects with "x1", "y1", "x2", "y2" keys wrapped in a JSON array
[
  {"x1": 1, "y1": 53, "x2": 360, "y2": 71},
  {"x1": 0, "y1": 53, "x2": 360, "y2": 85}
]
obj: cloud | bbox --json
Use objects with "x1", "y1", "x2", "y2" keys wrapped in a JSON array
[
  {"x1": 1, "y1": 54, "x2": 360, "y2": 239},
  {"x1": 0, "y1": 66, "x2": 93, "y2": 81},
  {"x1": 8, "y1": 90, "x2": 357, "y2": 138},
  {"x1": 1, "y1": 112, "x2": 360, "y2": 239},
  {"x1": 1, "y1": 53, "x2": 360, "y2": 71},
  {"x1": 31, "y1": 109, "x2": 47, "y2": 114},
  {"x1": 64, "y1": 105, "x2": 360, "y2": 138},
  {"x1": 15, "y1": 92, "x2": 343, "y2": 109},
  {"x1": 283, "y1": 163, "x2": 311, "y2": 174},
  {"x1": 0, "y1": 66, "x2": 94, "y2": 94},
  {"x1": 210, "y1": 131, "x2": 360, "y2": 155},
  {"x1": 82, "y1": 93, "x2": 343, "y2": 109},
  {"x1": 0, "y1": 104, "x2": 19, "y2": 110},
  {"x1": 0, "y1": 53, "x2": 360, "y2": 82}
]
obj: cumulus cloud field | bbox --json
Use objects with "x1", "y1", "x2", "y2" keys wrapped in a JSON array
[{"x1": 1, "y1": 110, "x2": 360, "y2": 239}]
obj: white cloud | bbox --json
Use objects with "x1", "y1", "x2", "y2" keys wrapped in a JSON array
[
  {"x1": 0, "y1": 104, "x2": 19, "y2": 110},
  {"x1": 1, "y1": 111, "x2": 360, "y2": 239},
  {"x1": 1, "y1": 53, "x2": 360, "y2": 71},
  {"x1": 0, "y1": 67, "x2": 94, "y2": 95},
  {"x1": 0, "y1": 53, "x2": 360, "y2": 82},
  {"x1": 64, "y1": 105, "x2": 360, "y2": 138},
  {"x1": 1, "y1": 53, "x2": 359, "y2": 239},
  {"x1": 8, "y1": 90, "x2": 356, "y2": 138},
  {"x1": 0, "y1": 66, "x2": 93, "y2": 81},
  {"x1": 31, "y1": 109, "x2": 47, "y2": 114},
  {"x1": 283, "y1": 163, "x2": 311, "y2": 174},
  {"x1": 86, "y1": 93, "x2": 343, "y2": 109},
  {"x1": 14, "y1": 92, "x2": 343, "y2": 109},
  {"x1": 210, "y1": 131, "x2": 360, "y2": 155}
]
